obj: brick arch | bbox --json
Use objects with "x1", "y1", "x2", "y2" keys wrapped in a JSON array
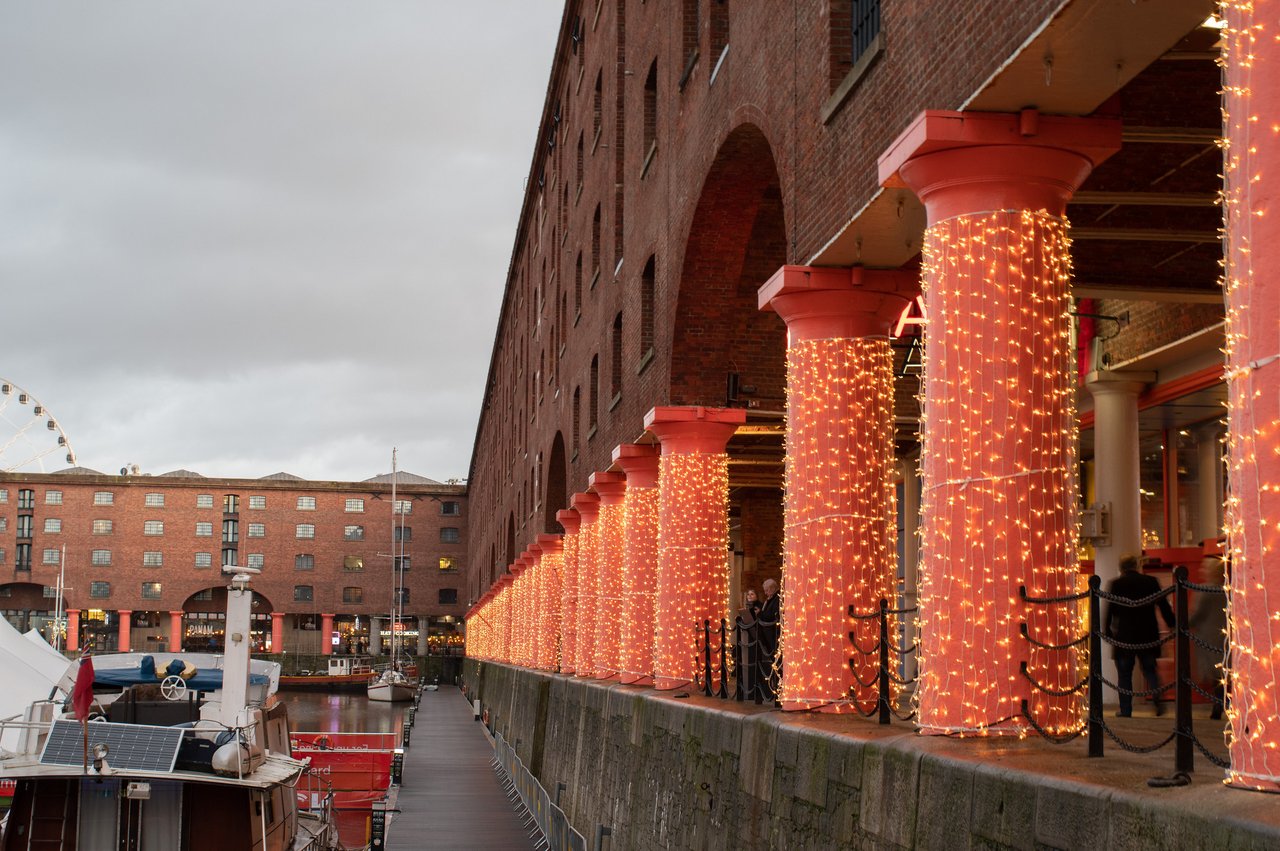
[
  {"x1": 0, "y1": 581, "x2": 71, "y2": 611},
  {"x1": 669, "y1": 123, "x2": 787, "y2": 407},
  {"x1": 545, "y1": 431, "x2": 568, "y2": 534},
  {"x1": 180, "y1": 586, "x2": 274, "y2": 614}
]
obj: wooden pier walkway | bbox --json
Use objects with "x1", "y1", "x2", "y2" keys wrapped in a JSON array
[{"x1": 388, "y1": 685, "x2": 538, "y2": 850}]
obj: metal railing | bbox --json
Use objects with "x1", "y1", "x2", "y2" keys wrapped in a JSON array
[
  {"x1": 847, "y1": 599, "x2": 918, "y2": 724},
  {"x1": 692, "y1": 613, "x2": 780, "y2": 704},
  {"x1": 1019, "y1": 566, "x2": 1229, "y2": 779}
]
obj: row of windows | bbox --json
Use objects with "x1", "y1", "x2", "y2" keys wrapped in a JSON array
[
  {"x1": 0, "y1": 488, "x2": 460, "y2": 516},
  {"x1": 58, "y1": 550, "x2": 458, "y2": 572},
  {"x1": 45, "y1": 581, "x2": 461, "y2": 605},
  {"x1": 12, "y1": 518, "x2": 460, "y2": 543}
]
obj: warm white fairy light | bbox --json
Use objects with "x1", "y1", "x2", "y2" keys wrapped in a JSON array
[
  {"x1": 619, "y1": 482, "x2": 660, "y2": 683},
  {"x1": 779, "y1": 336, "x2": 899, "y2": 712},
  {"x1": 1221, "y1": 0, "x2": 1280, "y2": 791},
  {"x1": 915, "y1": 209, "x2": 1084, "y2": 736},
  {"x1": 574, "y1": 495, "x2": 602, "y2": 677},
  {"x1": 557, "y1": 509, "x2": 582, "y2": 675},
  {"x1": 591, "y1": 474, "x2": 627, "y2": 678},
  {"x1": 537, "y1": 535, "x2": 565, "y2": 671}
]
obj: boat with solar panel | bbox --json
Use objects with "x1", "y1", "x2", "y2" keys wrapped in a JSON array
[{"x1": 0, "y1": 566, "x2": 342, "y2": 850}]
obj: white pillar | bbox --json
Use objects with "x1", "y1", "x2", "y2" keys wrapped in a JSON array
[
  {"x1": 370, "y1": 617, "x2": 383, "y2": 656},
  {"x1": 1086, "y1": 370, "x2": 1155, "y2": 586},
  {"x1": 1196, "y1": 422, "x2": 1225, "y2": 544}
]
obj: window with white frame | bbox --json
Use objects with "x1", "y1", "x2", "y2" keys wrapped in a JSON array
[
  {"x1": 296, "y1": 496, "x2": 316, "y2": 510},
  {"x1": 249, "y1": 495, "x2": 266, "y2": 510},
  {"x1": 45, "y1": 490, "x2": 63, "y2": 505},
  {"x1": 195, "y1": 552, "x2": 213, "y2": 568},
  {"x1": 43, "y1": 518, "x2": 61, "y2": 533},
  {"x1": 91, "y1": 549, "x2": 112, "y2": 566},
  {"x1": 90, "y1": 581, "x2": 111, "y2": 598},
  {"x1": 294, "y1": 585, "x2": 314, "y2": 602},
  {"x1": 345, "y1": 498, "x2": 365, "y2": 513},
  {"x1": 0, "y1": 489, "x2": 7, "y2": 503},
  {"x1": 93, "y1": 519, "x2": 113, "y2": 534},
  {"x1": 393, "y1": 499, "x2": 412, "y2": 515},
  {"x1": 441, "y1": 501, "x2": 461, "y2": 516},
  {"x1": 296, "y1": 524, "x2": 315, "y2": 539},
  {"x1": 195, "y1": 522, "x2": 213, "y2": 537},
  {"x1": 247, "y1": 553, "x2": 264, "y2": 568},
  {"x1": 141, "y1": 582, "x2": 162, "y2": 599},
  {"x1": 440, "y1": 527, "x2": 460, "y2": 544},
  {"x1": 344, "y1": 525, "x2": 364, "y2": 541},
  {"x1": 93, "y1": 491, "x2": 114, "y2": 506},
  {"x1": 143, "y1": 551, "x2": 163, "y2": 567},
  {"x1": 143, "y1": 520, "x2": 164, "y2": 536},
  {"x1": 144, "y1": 493, "x2": 165, "y2": 508},
  {"x1": 295, "y1": 554, "x2": 314, "y2": 570},
  {"x1": 247, "y1": 523, "x2": 265, "y2": 538},
  {"x1": 42, "y1": 548, "x2": 60, "y2": 565},
  {"x1": 196, "y1": 494, "x2": 215, "y2": 508}
]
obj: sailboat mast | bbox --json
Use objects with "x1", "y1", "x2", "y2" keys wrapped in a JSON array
[{"x1": 390, "y1": 448, "x2": 398, "y2": 662}]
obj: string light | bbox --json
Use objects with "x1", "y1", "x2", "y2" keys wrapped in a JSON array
[
  {"x1": 778, "y1": 336, "x2": 899, "y2": 712},
  {"x1": 1221, "y1": 0, "x2": 1280, "y2": 791},
  {"x1": 616, "y1": 444, "x2": 661, "y2": 685},
  {"x1": 572, "y1": 492, "x2": 602, "y2": 678},
  {"x1": 591, "y1": 472, "x2": 628, "y2": 678},
  {"x1": 537, "y1": 534, "x2": 564, "y2": 672},
  {"x1": 557, "y1": 509, "x2": 582, "y2": 675},
  {"x1": 915, "y1": 209, "x2": 1083, "y2": 736}
]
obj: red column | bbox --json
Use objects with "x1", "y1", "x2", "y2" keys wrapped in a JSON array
[
  {"x1": 496, "y1": 574, "x2": 515, "y2": 663},
  {"x1": 512, "y1": 552, "x2": 533, "y2": 668},
  {"x1": 645, "y1": 406, "x2": 745, "y2": 690},
  {"x1": 557, "y1": 509, "x2": 582, "y2": 674},
  {"x1": 270, "y1": 612, "x2": 284, "y2": 654},
  {"x1": 1223, "y1": 3, "x2": 1280, "y2": 790},
  {"x1": 590, "y1": 471, "x2": 627, "y2": 679},
  {"x1": 65, "y1": 610, "x2": 80, "y2": 653},
  {"x1": 615, "y1": 444, "x2": 661, "y2": 684},
  {"x1": 320, "y1": 613, "x2": 335, "y2": 656},
  {"x1": 525, "y1": 545, "x2": 544, "y2": 669},
  {"x1": 169, "y1": 611, "x2": 184, "y2": 653},
  {"x1": 117, "y1": 610, "x2": 132, "y2": 652},
  {"x1": 571, "y1": 492, "x2": 601, "y2": 677},
  {"x1": 537, "y1": 533, "x2": 565, "y2": 672},
  {"x1": 879, "y1": 109, "x2": 1120, "y2": 735},
  {"x1": 759, "y1": 265, "x2": 915, "y2": 712}
]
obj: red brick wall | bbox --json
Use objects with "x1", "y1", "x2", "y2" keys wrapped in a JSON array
[
  {"x1": 0, "y1": 473, "x2": 467, "y2": 624},
  {"x1": 468, "y1": 0, "x2": 1074, "y2": 598}
]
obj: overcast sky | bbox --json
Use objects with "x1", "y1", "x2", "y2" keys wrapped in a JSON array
[{"x1": 0, "y1": 2, "x2": 563, "y2": 483}]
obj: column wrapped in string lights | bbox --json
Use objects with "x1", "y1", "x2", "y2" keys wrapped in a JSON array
[
  {"x1": 646, "y1": 406, "x2": 746, "y2": 689},
  {"x1": 1223, "y1": 1, "x2": 1280, "y2": 791},
  {"x1": 590, "y1": 471, "x2": 628, "y2": 679},
  {"x1": 537, "y1": 533, "x2": 565, "y2": 672},
  {"x1": 513, "y1": 552, "x2": 535, "y2": 668},
  {"x1": 879, "y1": 109, "x2": 1120, "y2": 735},
  {"x1": 557, "y1": 508, "x2": 582, "y2": 675},
  {"x1": 616, "y1": 443, "x2": 661, "y2": 684},
  {"x1": 571, "y1": 492, "x2": 602, "y2": 677},
  {"x1": 759, "y1": 265, "x2": 915, "y2": 712},
  {"x1": 526, "y1": 543, "x2": 546, "y2": 669},
  {"x1": 496, "y1": 573, "x2": 515, "y2": 664}
]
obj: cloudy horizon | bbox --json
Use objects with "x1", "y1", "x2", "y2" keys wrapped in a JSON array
[{"x1": 0, "y1": 2, "x2": 564, "y2": 483}]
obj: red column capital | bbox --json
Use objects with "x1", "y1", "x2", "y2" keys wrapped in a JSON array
[
  {"x1": 759, "y1": 265, "x2": 917, "y2": 341},
  {"x1": 556, "y1": 508, "x2": 581, "y2": 535},
  {"x1": 536, "y1": 533, "x2": 563, "y2": 555},
  {"x1": 878, "y1": 109, "x2": 1121, "y2": 222},
  {"x1": 571, "y1": 491, "x2": 601, "y2": 523},
  {"x1": 589, "y1": 470, "x2": 627, "y2": 505},
  {"x1": 613, "y1": 443, "x2": 660, "y2": 488},
  {"x1": 643, "y1": 406, "x2": 745, "y2": 455}
]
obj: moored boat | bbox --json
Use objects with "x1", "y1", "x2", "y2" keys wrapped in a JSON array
[
  {"x1": 366, "y1": 669, "x2": 415, "y2": 703},
  {"x1": 0, "y1": 566, "x2": 341, "y2": 851},
  {"x1": 279, "y1": 657, "x2": 376, "y2": 692}
]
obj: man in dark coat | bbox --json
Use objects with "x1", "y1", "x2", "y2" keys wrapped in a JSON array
[
  {"x1": 1105, "y1": 555, "x2": 1176, "y2": 716},
  {"x1": 758, "y1": 579, "x2": 781, "y2": 702}
]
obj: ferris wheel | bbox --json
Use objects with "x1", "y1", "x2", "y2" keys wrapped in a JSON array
[{"x1": 0, "y1": 378, "x2": 77, "y2": 473}]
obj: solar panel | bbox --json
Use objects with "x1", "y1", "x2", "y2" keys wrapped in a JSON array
[{"x1": 40, "y1": 719, "x2": 184, "y2": 773}]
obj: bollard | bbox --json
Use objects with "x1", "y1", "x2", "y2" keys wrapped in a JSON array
[
  {"x1": 370, "y1": 799, "x2": 387, "y2": 848},
  {"x1": 473, "y1": 698, "x2": 481, "y2": 721},
  {"x1": 402, "y1": 722, "x2": 411, "y2": 747},
  {"x1": 407, "y1": 706, "x2": 417, "y2": 728},
  {"x1": 391, "y1": 748, "x2": 404, "y2": 785}
]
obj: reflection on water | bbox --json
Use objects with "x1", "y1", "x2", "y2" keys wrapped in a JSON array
[{"x1": 277, "y1": 690, "x2": 407, "y2": 735}]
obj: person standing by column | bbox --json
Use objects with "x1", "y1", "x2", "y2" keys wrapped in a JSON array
[
  {"x1": 1105, "y1": 555, "x2": 1176, "y2": 717},
  {"x1": 758, "y1": 579, "x2": 781, "y2": 702}
]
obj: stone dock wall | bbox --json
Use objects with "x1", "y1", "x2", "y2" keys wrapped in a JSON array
[{"x1": 464, "y1": 660, "x2": 1280, "y2": 850}]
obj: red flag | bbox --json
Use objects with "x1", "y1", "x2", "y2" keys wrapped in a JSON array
[{"x1": 71, "y1": 655, "x2": 95, "y2": 721}]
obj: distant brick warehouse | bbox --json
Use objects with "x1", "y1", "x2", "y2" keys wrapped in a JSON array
[
  {"x1": 0, "y1": 468, "x2": 467, "y2": 656},
  {"x1": 467, "y1": 0, "x2": 1226, "y2": 613}
]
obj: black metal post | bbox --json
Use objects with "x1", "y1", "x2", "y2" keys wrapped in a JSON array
[
  {"x1": 1174, "y1": 566, "x2": 1193, "y2": 774},
  {"x1": 703, "y1": 619, "x2": 713, "y2": 697},
  {"x1": 718, "y1": 618, "x2": 729, "y2": 698},
  {"x1": 733, "y1": 617, "x2": 745, "y2": 701},
  {"x1": 1088, "y1": 574, "x2": 1103, "y2": 757},
  {"x1": 878, "y1": 598, "x2": 891, "y2": 725}
]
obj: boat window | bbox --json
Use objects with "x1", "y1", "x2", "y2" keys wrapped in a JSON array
[
  {"x1": 79, "y1": 778, "x2": 121, "y2": 850},
  {"x1": 139, "y1": 781, "x2": 182, "y2": 851}
]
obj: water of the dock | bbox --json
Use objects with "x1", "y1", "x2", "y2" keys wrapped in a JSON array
[{"x1": 389, "y1": 686, "x2": 539, "y2": 850}]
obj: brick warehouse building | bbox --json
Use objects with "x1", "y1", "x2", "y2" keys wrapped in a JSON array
[
  {"x1": 0, "y1": 469, "x2": 467, "y2": 657},
  {"x1": 466, "y1": 0, "x2": 1280, "y2": 811}
]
